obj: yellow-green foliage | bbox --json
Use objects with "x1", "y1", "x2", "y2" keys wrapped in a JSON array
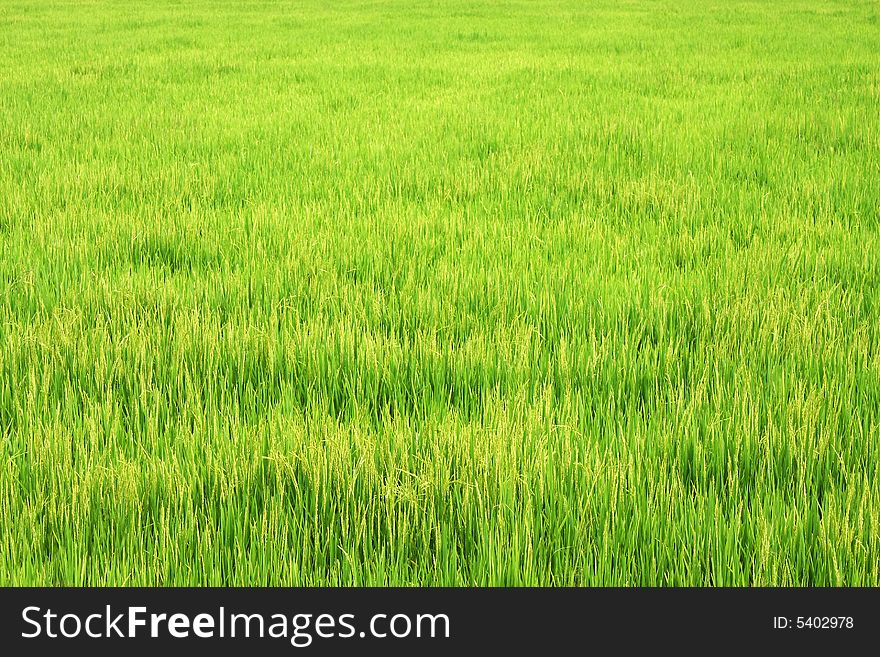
[{"x1": 1, "y1": 0, "x2": 878, "y2": 585}]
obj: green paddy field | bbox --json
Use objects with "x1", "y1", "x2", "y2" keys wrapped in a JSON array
[{"x1": 1, "y1": 0, "x2": 878, "y2": 585}]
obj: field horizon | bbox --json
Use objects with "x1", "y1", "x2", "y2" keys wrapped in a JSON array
[{"x1": 1, "y1": 0, "x2": 879, "y2": 585}]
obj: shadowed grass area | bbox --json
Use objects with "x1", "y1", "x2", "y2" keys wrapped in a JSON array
[{"x1": 1, "y1": 0, "x2": 878, "y2": 585}]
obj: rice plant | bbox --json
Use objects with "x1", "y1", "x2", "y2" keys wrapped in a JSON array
[{"x1": 1, "y1": 0, "x2": 878, "y2": 585}]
